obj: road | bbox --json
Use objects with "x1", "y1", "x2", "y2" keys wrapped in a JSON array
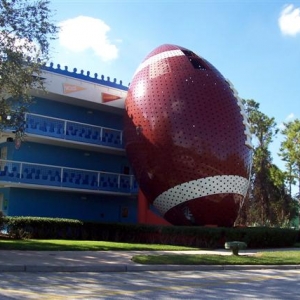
[{"x1": 0, "y1": 269, "x2": 299, "y2": 299}]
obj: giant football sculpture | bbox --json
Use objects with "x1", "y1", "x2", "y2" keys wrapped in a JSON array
[{"x1": 124, "y1": 44, "x2": 252, "y2": 227}]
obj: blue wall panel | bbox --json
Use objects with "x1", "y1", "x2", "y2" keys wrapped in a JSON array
[
  {"x1": 10, "y1": 142, "x2": 130, "y2": 173},
  {"x1": 30, "y1": 98, "x2": 123, "y2": 129},
  {"x1": 7, "y1": 188, "x2": 137, "y2": 223}
]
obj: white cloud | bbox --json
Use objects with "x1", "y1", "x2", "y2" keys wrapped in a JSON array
[
  {"x1": 278, "y1": 113, "x2": 296, "y2": 130},
  {"x1": 285, "y1": 113, "x2": 295, "y2": 121},
  {"x1": 59, "y1": 16, "x2": 119, "y2": 61},
  {"x1": 278, "y1": 4, "x2": 300, "y2": 36},
  {"x1": 278, "y1": 122, "x2": 286, "y2": 130},
  {"x1": 0, "y1": 32, "x2": 40, "y2": 58}
]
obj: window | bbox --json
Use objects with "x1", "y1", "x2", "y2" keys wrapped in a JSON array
[
  {"x1": 123, "y1": 166, "x2": 130, "y2": 175},
  {"x1": 181, "y1": 50, "x2": 207, "y2": 70},
  {"x1": 0, "y1": 147, "x2": 7, "y2": 171}
]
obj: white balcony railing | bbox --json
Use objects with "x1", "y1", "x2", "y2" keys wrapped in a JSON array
[
  {"x1": 0, "y1": 159, "x2": 138, "y2": 194},
  {"x1": 25, "y1": 113, "x2": 124, "y2": 148}
]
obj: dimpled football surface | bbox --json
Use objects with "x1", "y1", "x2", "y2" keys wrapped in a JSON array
[{"x1": 124, "y1": 44, "x2": 252, "y2": 227}]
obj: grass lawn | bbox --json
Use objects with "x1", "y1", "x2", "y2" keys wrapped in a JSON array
[
  {"x1": 131, "y1": 251, "x2": 300, "y2": 265},
  {"x1": 0, "y1": 239, "x2": 197, "y2": 251},
  {"x1": 0, "y1": 238, "x2": 299, "y2": 265}
]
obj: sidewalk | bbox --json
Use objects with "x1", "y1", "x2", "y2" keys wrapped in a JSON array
[{"x1": 0, "y1": 248, "x2": 299, "y2": 273}]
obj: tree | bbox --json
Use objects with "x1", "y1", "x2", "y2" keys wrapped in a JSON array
[
  {"x1": 0, "y1": 0, "x2": 58, "y2": 139},
  {"x1": 280, "y1": 119, "x2": 300, "y2": 198},
  {"x1": 242, "y1": 99, "x2": 278, "y2": 225},
  {"x1": 268, "y1": 163, "x2": 298, "y2": 226},
  {"x1": 280, "y1": 119, "x2": 300, "y2": 224},
  {"x1": 238, "y1": 99, "x2": 297, "y2": 227}
]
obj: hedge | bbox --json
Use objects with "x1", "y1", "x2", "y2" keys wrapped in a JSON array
[{"x1": 2, "y1": 216, "x2": 299, "y2": 249}]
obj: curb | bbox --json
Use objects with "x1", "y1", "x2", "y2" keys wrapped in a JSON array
[{"x1": 1, "y1": 264, "x2": 299, "y2": 273}]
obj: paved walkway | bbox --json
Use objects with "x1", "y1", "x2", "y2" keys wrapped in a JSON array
[{"x1": 0, "y1": 248, "x2": 299, "y2": 272}]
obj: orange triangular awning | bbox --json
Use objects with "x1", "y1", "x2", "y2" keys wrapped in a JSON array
[
  {"x1": 102, "y1": 93, "x2": 121, "y2": 103},
  {"x1": 63, "y1": 83, "x2": 86, "y2": 94}
]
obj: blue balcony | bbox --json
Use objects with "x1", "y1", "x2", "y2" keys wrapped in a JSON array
[
  {"x1": 25, "y1": 113, "x2": 123, "y2": 149},
  {"x1": 0, "y1": 159, "x2": 138, "y2": 195}
]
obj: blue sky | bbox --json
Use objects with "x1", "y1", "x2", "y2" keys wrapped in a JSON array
[{"x1": 49, "y1": 0, "x2": 300, "y2": 172}]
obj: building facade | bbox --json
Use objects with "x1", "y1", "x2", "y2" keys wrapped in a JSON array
[{"x1": 0, "y1": 64, "x2": 139, "y2": 223}]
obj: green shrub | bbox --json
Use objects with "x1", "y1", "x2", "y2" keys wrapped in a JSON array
[
  {"x1": 224, "y1": 227, "x2": 298, "y2": 248},
  {"x1": 5, "y1": 216, "x2": 83, "y2": 239},
  {"x1": 3, "y1": 216, "x2": 299, "y2": 249}
]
